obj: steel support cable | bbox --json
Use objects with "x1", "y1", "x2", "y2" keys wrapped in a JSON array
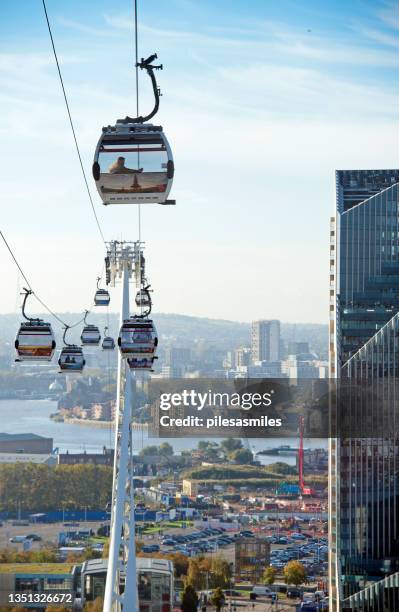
[
  {"x1": 134, "y1": 0, "x2": 144, "y2": 316},
  {"x1": 42, "y1": 0, "x2": 106, "y2": 245},
  {"x1": 1, "y1": 230, "x2": 91, "y2": 329}
]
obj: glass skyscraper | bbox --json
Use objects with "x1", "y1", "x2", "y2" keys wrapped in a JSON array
[{"x1": 330, "y1": 170, "x2": 399, "y2": 610}]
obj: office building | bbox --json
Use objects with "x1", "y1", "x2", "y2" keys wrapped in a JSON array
[
  {"x1": 329, "y1": 169, "x2": 399, "y2": 610},
  {"x1": 287, "y1": 341, "x2": 310, "y2": 355},
  {"x1": 251, "y1": 320, "x2": 280, "y2": 362},
  {"x1": 235, "y1": 536, "x2": 270, "y2": 583}
]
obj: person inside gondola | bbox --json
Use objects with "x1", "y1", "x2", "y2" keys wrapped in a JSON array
[{"x1": 108, "y1": 156, "x2": 143, "y2": 174}]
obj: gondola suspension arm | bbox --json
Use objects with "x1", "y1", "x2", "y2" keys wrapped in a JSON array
[{"x1": 119, "y1": 54, "x2": 163, "y2": 125}]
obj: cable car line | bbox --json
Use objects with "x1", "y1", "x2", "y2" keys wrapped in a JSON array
[
  {"x1": 1, "y1": 230, "x2": 93, "y2": 333},
  {"x1": 41, "y1": 0, "x2": 106, "y2": 245},
  {"x1": 134, "y1": 0, "x2": 143, "y2": 315}
]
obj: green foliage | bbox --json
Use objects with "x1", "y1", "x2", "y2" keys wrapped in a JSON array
[
  {"x1": 0, "y1": 549, "x2": 58, "y2": 563},
  {"x1": 182, "y1": 463, "x2": 327, "y2": 489},
  {"x1": 283, "y1": 560, "x2": 307, "y2": 586},
  {"x1": 266, "y1": 462, "x2": 297, "y2": 475},
  {"x1": 84, "y1": 598, "x2": 104, "y2": 612},
  {"x1": 210, "y1": 587, "x2": 225, "y2": 611},
  {"x1": 229, "y1": 448, "x2": 253, "y2": 464},
  {"x1": 139, "y1": 445, "x2": 159, "y2": 456},
  {"x1": 181, "y1": 584, "x2": 199, "y2": 612},
  {"x1": 220, "y1": 439, "x2": 243, "y2": 453},
  {"x1": 264, "y1": 565, "x2": 277, "y2": 585},
  {"x1": 211, "y1": 556, "x2": 232, "y2": 588},
  {"x1": 159, "y1": 442, "x2": 174, "y2": 456},
  {"x1": 185, "y1": 555, "x2": 231, "y2": 590},
  {"x1": 0, "y1": 464, "x2": 112, "y2": 512}
]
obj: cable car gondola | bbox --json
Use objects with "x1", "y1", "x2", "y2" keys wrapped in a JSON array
[
  {"x1": 135, "y1": 285, "x2": 152, "y2": 319},
  {"x1": 102, "y1": 327, "x2": 115, "y2": 351},
  {"x1": 117, "y1": 317, "x2": 158, "y2": 368},
  {"x1": 81, "y1": 311, "x2": 101, "y2": 346},
  {"x1": 58, "y1": 327, "x2": 85, "y2": 373},
  {"x1": 92, "y1": 54, "x2": 175, "y2": 206},
  {"x1": 15, "y1": 289, "x2": 56, "y2": 362},
  {"x1": 94, "y1": 277, "x2": 110, "y2": 307},
  {"x1": 135, "y1": 286, "x2": 152, "y2": 309},
  {"x1": 127, "y1": 356, "x2": 156, "y2": 371}
]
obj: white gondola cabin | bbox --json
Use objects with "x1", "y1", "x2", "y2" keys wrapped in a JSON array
[
  {"x1": 135, "y1": 288, "x2": 152, "y2": 309},
  {"x1": 118, "y1": 317, "x2": 158, "y2": 360},
  {"x1": 81, "y1": 324, "x2": 101, "y2": 346},
  {"x1": 93, "y1": 123, "x2": 174, "y2": 206},
  {"x1": 58, "y1": 346, "x2": 85, "y2": 373},
  {"x1": 102, "y1": 336, "x2": 115, "y2": 350},
  {"x1": 15, "y1": 321, "x2": 56, "y2": 362},
  {"x1": 94, "y1": 288, "x2": 111, "y2": 307}
]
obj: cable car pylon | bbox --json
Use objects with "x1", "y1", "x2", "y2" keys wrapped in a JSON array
[{"x1": 104, "y1": 241, "x2": 143, "y2": 612}]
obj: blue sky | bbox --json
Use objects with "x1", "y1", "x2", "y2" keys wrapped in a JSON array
[{"x1": 2, "y1": 0, "x2": 399, "y2": 323}]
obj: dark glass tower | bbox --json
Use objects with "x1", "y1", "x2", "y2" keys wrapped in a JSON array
[{"x1": 330, "y1": 170, "x2": 399, "y2": 610}]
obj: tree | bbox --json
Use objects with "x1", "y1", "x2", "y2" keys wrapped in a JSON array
[
  {"x1": 211, "y1": 556, "x2": 232, "y2": 588},
  {"x1": 84, "y1": 598, "x2": 104, "y2": 612},
  {"x1": 186, "y1": 556, "x2": 211, "y2": 590},
  {"x1": 283, "y1": 560, "x2": 307, "y2": 587},
  {"x1": 167, "y1": 551, "x2": 189, "y2": 578},
  {"x1": 139, "y1": 445, "x2": 159, "y2": 456},
  {"x1": 229, "y1": 448, "x2": 253, "y2": 464},
  {"x1": 181, "y1": 584, "x2": 199, "y2": 612},
  {"x1": 159, "y1": 442, "x2": 174, "y2": 456},
  {"x1": 210, "y1": 587, "x2": 225, "y2": 611},
  {"x1": 221, "y1": 439, "x2": 243, "y2": 454},
  {"x1": 264, "y1": 565, "x2": 277, "y2": 586}
]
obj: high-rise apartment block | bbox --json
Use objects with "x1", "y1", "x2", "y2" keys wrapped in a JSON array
[{"x1": 251, "y1": 320, "x2": 280, "y2": 362}]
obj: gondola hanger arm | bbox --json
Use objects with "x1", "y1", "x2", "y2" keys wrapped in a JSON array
[{"x1": 119, "y1": 53, "x2": 163, "y2": 125}]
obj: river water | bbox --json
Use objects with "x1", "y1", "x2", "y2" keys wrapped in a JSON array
[{"x1": 0, "y1": 400, "x2": 326, "y2": 465}]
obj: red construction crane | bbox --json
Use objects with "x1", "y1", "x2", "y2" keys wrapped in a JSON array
[{"x1": 298, "y1": 416, "x2": 315, "y2": 496}]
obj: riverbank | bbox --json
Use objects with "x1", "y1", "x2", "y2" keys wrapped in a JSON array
[{"x1": 62, "y1": 416, "x2": 148, "y2": 430}]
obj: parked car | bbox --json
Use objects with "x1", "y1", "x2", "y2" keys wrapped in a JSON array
[
  {"x1": 251, "y1": 586, "x2": 274, "y2": 597},
  {"x1": 287, "y1": 588, "x2": 302, "y2": 598},
  {"x1": 25, "y1": 534, "x2": 42, "y2": 541},
  {"x1": 9, "y1": 536, "x2": 27, "y2": 543}
]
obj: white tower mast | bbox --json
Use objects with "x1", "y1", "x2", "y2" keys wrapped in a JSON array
[{"x1": 103, "y1": 241, "x2": 143, "y2": 612}]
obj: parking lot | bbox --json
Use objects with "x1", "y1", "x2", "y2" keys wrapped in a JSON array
[{"x1": 0, "y1": 520, "x2": 103, "y2": 550}]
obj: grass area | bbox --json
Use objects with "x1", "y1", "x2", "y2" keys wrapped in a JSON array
[
  {"x1": 139, "y1": 520, "x2": 193, "y2": 534},
  {"x1": 0, "y1": 563, "x2": 73, "y2": 574},
  {"x1": 141, "y1": 526, "x2": 162, "y2": 534},
  {"x1": 162, "y1": 521, "x2": 193, "y2": 528},
  {"x1": 182, "y1": 464, "x2": 327, "y2": 488},
  {"x1": 89, "y1": 536, "x2": 107, "y2": 544}
]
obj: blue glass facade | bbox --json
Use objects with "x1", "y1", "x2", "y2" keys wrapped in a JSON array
[{"x1": 331, "y1": 171, "x2": 399, "y2": 610}]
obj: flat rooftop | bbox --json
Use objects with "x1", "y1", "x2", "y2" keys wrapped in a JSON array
[
  {"x1": 0, "y1": 563, "x2": 73, "y2": 574},
  {"x1": 0, "y1": 433, "x2": 50, "y2": 441}
]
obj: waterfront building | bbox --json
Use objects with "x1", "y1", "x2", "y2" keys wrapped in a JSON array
[
  {"x1": 57, "y1": 447, "x2": 114, "y2": 466},
  {"x1": 0, "y1": 433, "x2": 53, "y2": 454},
  {"x1": 329, "y1": 169, "x2": 399, "y2": 610},
  {"x1": 251, "y1": 320, "x2": 280, "y2": 363}
]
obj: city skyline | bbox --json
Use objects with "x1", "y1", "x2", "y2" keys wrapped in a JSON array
[{"x1": 2, "y1": 1, "x2": 399, "y2": 321}]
